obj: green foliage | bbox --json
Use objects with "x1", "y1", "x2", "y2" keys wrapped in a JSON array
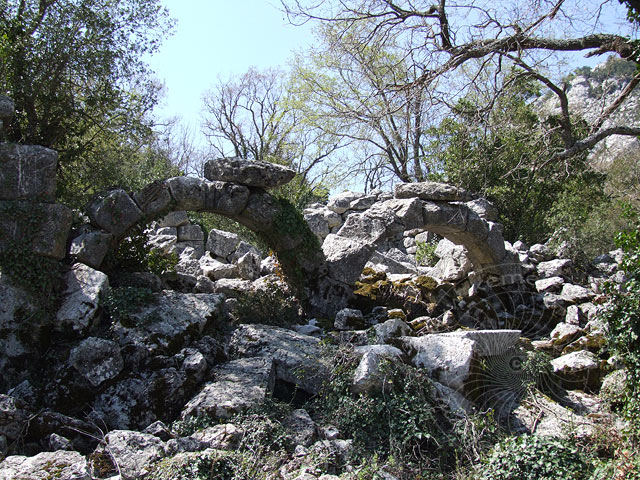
[
  {"x1": 0, "y1": 202, "x2": 62, "y2": 314},
  {"x1": 149, "y1": 451, "x2": 235, "y2": 480},
  {"x1": 429, "y1": 72, "x2": 610, "y2": 248},
  {"x1": 234, "y1": 280, "x2": 302, "y2": 327},
  {"x1": 415, "y1": 238, "x2": 439, "y2": 267},
  {"x1": 103, "y1": 225, "x2": 177, "y2": 276},
  {"x1": 601, "y1": 206, "x2": 640, "y2": 437},
  {"x1": 481, "y1": 435, "x2": 592, "y2": 480},
  {"x1": 104, "y1": 286, "x2": 154, "y2": 324},
  {"x1": 312, "y1": 348, "x2": 460, "y2": 472}
]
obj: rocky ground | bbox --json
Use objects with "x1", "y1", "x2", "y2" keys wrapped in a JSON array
[{"x1": 0, "y1": 194, "x2": 629, "y2": 479}]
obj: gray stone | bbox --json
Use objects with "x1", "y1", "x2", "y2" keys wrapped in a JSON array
[
  {"x1": 284, "y1": 409, "x2": 316, "y2": 448},
  {"x1": 199, "y1": 254, "x2": 238, "y2": 280},
  {"x1": 111, "y1": 292, "x2": 224, "y2": 356},
  {"x1": 395, "y1": 181, "x2": 473, "y2": 202},
  {"x1": 465, "y1": 197, "x2": 498, "y2": 221},
  {"x1": 175, "y1": 240, "x2": 205, "y2": 259},
  {"x1": 322, "y1": 234, "x2": 374, "y2": 285},
  {"x1": 204, "y1": 157, "x2": 295, "y2": 189},
  {"x1": 349, "y1": 194, "x2": 378, "y2": 210},
  {"x1": 146, "y1": 233, "x2": 177, "y2": 255},
  {"x1": 0, "y1": 394, "x2": 29, "y2": 441},
  {"x1": 304, "y1": 208, "x2": 330, "y2": 241},
  {"x1": 431, "y1": 238, "x2": 472, "y2": 281},
  {"x1": 206, "y1": 228, "x2": 240, "y2": 260},
  {"x1": 101, "y1": 430, "x2": 165, "y2": 479},
  {"x1": 56, "y1": 264, "x2": 109, "y2": 333},
  {"x1": 549, "y1": 323, "x2": 582, "y2": 347},
  {"x1": 155, "y1": 226, "x2": 177, "y2": 236},
  {"x1": 190, "y1": 424, "x2": 244, "y2": 450},
  {"x1": 91, "y1": 376, "x2": 157, "y2": 430},
  {"x1": 0, "y1": 95, "x2": 14, "y2": 123},
  {"x1": 551, "y1": 350, "x2": 602, "y2": 391},
  {"x1": 560, "y1": 284, "x2": 592, "y2": 304},
  {"x1": 366, "y1": 250, "x2": 418, "y2": 276},
  {"x1": 399, "y1": 334, "x2": 475, "y2": 390},
  {"x1": 528, "y1": 243, "x2": 553, "y2": 262},
  {"x1": 325, "y1": 210, "x2": 342, "y2": 229},
  {"x1": 133, "y1": 180, "x2": 172, "y2": 217},
  {"x1": 372, "y1": 318, "x2": 412, "y2": 344},
  {"x1": 0, "y1": 144, "x2": 58, "y2": 202},
  {"x1": 177, "y1": 224, "x2": 204, "y2": 241},
  {"x1": 0, "y1": 274, "x2": 39, "y2": 359},
  {"x1": 143, "y1": 420, "x2": 174, "y2": 442},
  {"x1": 164, "y1": 436, "x2": 204, "y2": 456},
  {"x1": 0, "y1": 201, "x2": 73, "y2": 259},
  {"x1": 166, "y1": 176, "x2": 207, "y2": 210},
  {"x1": 0, "y1": 450, "x2": 90, "y2": 480},
  {"x1": 213, "y1": 278, "x2": 252, "y2": 296},
  {"x1": 327, "y1": 191, "x2": 364, "y2": 214},
  {"x1": 69, "y1": 337, "x2": 124, "y2": 387},
  {"x1": 237, "y1": 251, "x2": 261, "y2": 281},
  {"x1": 334, "y1": 308, "x2": 364, "y2": 331},
  {"x1": 68, "y1": 230, "x2": 112, "y2": 269},
  {"x1": 181, "y1": 357, "x2": 275, "y2": 420},
  {"x1": 535, "y1": 276, "x2": 565, "y2": 293},
  {"x1": 48, "y1": 433, "x2": 73, "y2": 451},
  {"x1": 87, "y1": 189, "x2": 142, "y2": 238},
  {"x1": 229, "y1": 324, "x2": 330, "y2": 395},
  {"x1": 157, "y1": 211, "x2": 189, "y2": 228},
  {"x1": 352, "y1": 345, "x2": 404, "y2": 394},
  {"x1": 205, "y1": 181, "x2": 250, "y2": 215},
  {"x1": 441, "y1": 329, "x2": 521, "y2": 356},
  {"x1": 537, "y1": 259, "x2": 572, "y2": 278}
]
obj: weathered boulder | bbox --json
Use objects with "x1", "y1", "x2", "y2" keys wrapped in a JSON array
[
  {"x1": 322, "y1": 234, "x2": 374, "y2": 285},
  {"x1": 284, "y1": 409, "x2": 317, "y2": 448},
  {"x1": 229, "y1": 324, "x2": 330, "y2": 395},
  {"x1": 204, "y1": 157, "x2": 295, "y2": 188},
  {"x1": 178, "y1": 224, "x2": 204, "y2": 242},
  {"x1": 0, "y1": 394, "x2": 30, "y2": 441},
  {"x1": 68, "y1": 230, "x2": 112, "y2": 269},
  {"x1": 56, "y1": 264, "x2": 109, "y2": 333},
  {"x1": 535, "y1": 276, "x2": 564, "y2": 293},
  {"x1": 551, "y1": 350, "x2": 602, "y2": 391},
  {"x1": 69, "y1": 337, "x2": 124, "y2": 387},
  {"x1": 372, "y1": 318, "x2": 413, "y2": 344},
  {"x1": 237, "y1": 251, "x2": 261, "y2": 281},
  {"x1": 0, "y1": 144, "x2": 58, "y2": 202},
  {"x1": 157, "y1": 210, "x2": 190, "y2": 228},
  {"x1": 334, "y1": 308, "x2": 364, "y2": 331},
  {"x1": 352, "y1": 345, "x2": 404, "y2": 394},
  {"x1": 560, "y1": 284, "x2": 593, "y2": 304},
  {"x1": 537, "y1": 259, "x2": 572, "y2": 278},
  {"x1": 395, "y1": 181, "x2": 473, "y2": 202},
  {"x1": 166, "y1": 176, "x2": 208, "y2": 211},
  {"x1": 190, "y1": 424, "x2": 244, "y2": 450},
  {"x1": 98, "y1": 430, "x2": 165, "y2": 479},
  {"x1": 205, "y1": 181, "x2": 250, "y2": 215},
  {"x1": 199, "y1": 253, "x2": 238, "y2": 280},
  {"x1": 181, "y1": 356, "x2": 275, "y2": 420},
  {"x1": 87, "y1": 189, "x2": 142, "y2": 238},
  {"x1": 0, "y1": 450, "x2": 90, "y2": 480},
  {"x1": 431, "y1": 238, "x2": 473, "y2": 282},
  {"x1": 110, "y1": 291, "x2": 224, "y2": 356},
  {"x1": 206, "y1": 228, "x2": 241, "y2": 260},
  {"x1": 327, "y1": 191, "x2": 364, "y2": 214},
  {"x1": 0, "y1": 273, "x2": 39, "y2": 363}
]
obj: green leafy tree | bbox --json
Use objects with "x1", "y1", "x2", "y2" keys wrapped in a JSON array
[{"x1": 0, "y1": 0, "x2": 175, "y2": 207}]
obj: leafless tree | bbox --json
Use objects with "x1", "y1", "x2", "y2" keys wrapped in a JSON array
[
  {"x1": 282, "y1": 0, "x2": 640, "y2": 166},
  {"x1": 201, "y1": 67, "x2": 346, "y2": 189}
]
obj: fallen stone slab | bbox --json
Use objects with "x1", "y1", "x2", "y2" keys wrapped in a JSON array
[
  {"x1": 229, "y1": 324, "x2": 330, "y2": 395},
  {"x1": 56, "y1": 264, "x2": 109, "y2": 333},
  {"x1": 181, "y1": 356, "x2": 275, "y2": 420},
  {"x1": 204, "y1": 157, "x2": 295, "y2": 189},
  {"x1": 551, "y1": 350, "x2": 602, "y2": 392}
]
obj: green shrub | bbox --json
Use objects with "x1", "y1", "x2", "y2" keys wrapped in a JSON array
[
  {"x1": 601, "y1": 206, "x2": 640, "y2": 438},
  {"x1": 103, "y1": 225, "x2": 178, "y2": 276},
  {"x1": 104, "y1": 286, "x2": 155, "y2": 325},
  {"x1": 415, "y1": 238, "x2": 439, "y2": 267},
  {"x1": 234, "y1": 280, "x2": 302, "y2": 327},
  {"x1": 481, "y1": 435, "x2": 592, "y2": 480}
]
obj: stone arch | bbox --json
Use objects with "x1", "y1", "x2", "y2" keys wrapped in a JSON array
[{"x1": 69, "y1": 159, "x2": 519, "y2": 317}]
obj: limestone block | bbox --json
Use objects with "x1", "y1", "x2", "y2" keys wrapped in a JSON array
[
  {"x1": 157, "y1": 210, "x2": 189, "y2": 228},
  {"x1": 535, "y1": 276, "x2": 565, "y2": 293},
  {"x1": 87, "y1": 189, "x2": 142, "y2": 238},
  {"x1": 206, "y1": 228, "x2": 240, "y2": 260},
  {"x1": 322, "y1": 234, "x2": 374, "y2": 285},
  {"x1": 175, "y1": 240, "x2": 205, "y2": 259},
  {"x1": 69, "y1": 337, "x2": 124, "y2": 387},
  {"x1": 551, "y1": 350, "x2": 602, "y2": 391},
  {"x1": 56, "y1": 264, "x2": 109, "y2": 333},
  {"x1": 0, "y1": 143, "x2": 58, "y2": 202},
  {"x1": 395, "y1": 181, "x2": 473, "y2": 202},
  {"x1": 166, "y1": 176, "x2": 207, "y2": 211},
  {"x1": 102, "y1": 430, "x2": 165, "y2": 479},
  {"x1": 181, "y1": 357, "x2": 275, "y2": 420},
  {"x1": 537, "y1": 259, "x2": 572, "y2": 278},
  {"x1": 351, "y1": 345, "x2": 403, "y2": 395},
  {"x1": 203, "y1": 157, "x2": 295, "y2": 189},
  {"x1": 327, "y1": 191, "x2": 364, "y2": 214},
  {"x1": 133, "y1": 180, "x2": 172, "y2": 217},
  {"x1": 68, "y1": 230, "x2": 112, "y2": 268},
  {"x1": 205, "y1": 181, "x2": 250, "y2": 216}
]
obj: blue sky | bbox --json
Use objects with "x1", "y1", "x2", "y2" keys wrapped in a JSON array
[{"x1": 148, "y1": 0, "x2": 313, "y2": 135}]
